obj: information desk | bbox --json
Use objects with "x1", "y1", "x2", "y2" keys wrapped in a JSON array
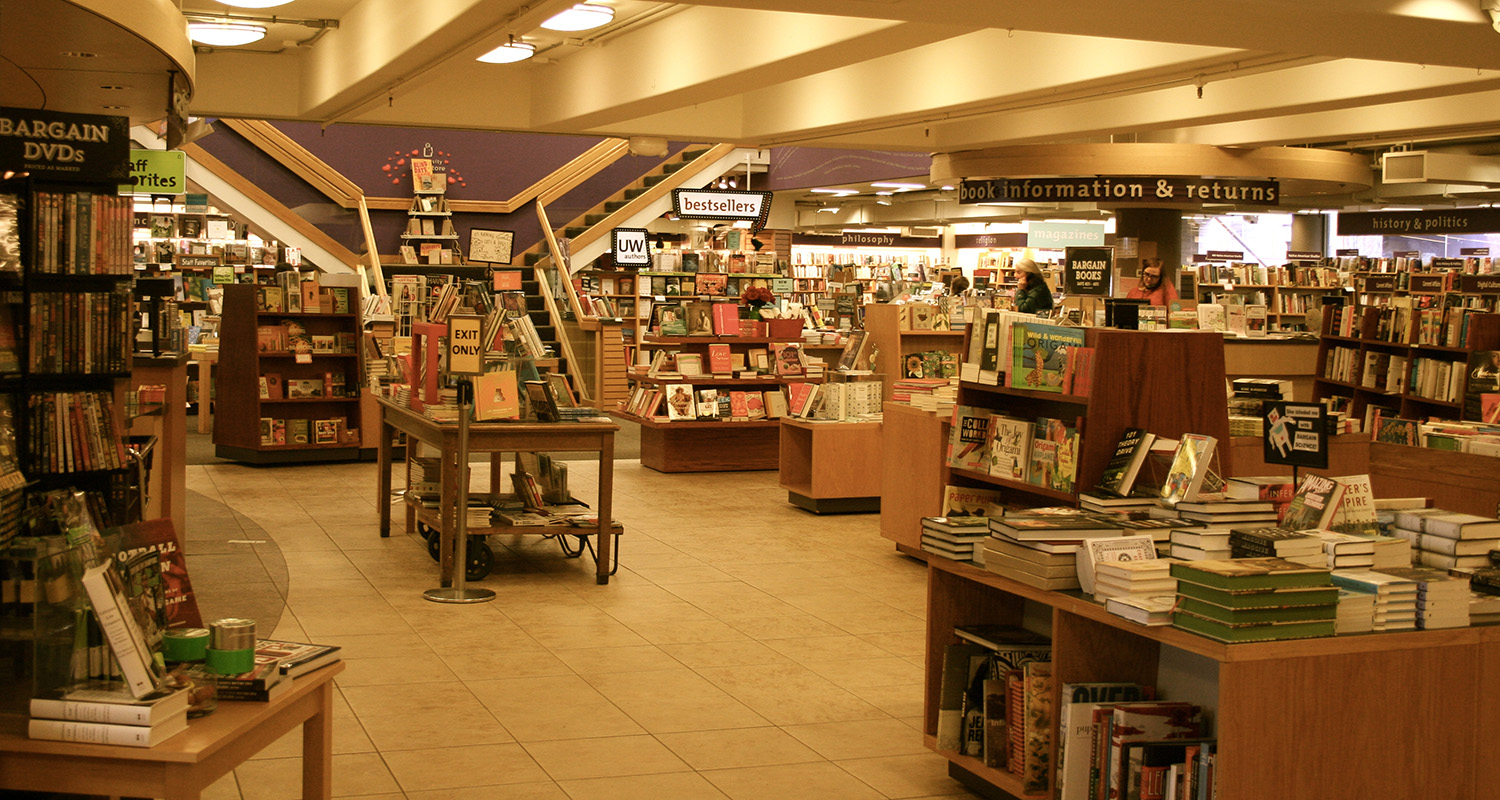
[
  {"x1": 0, "y1": 662, "x2": 343, "y2": 800},
  {"x1": 375, "y1": 398, "x2": 620, "y2": 585}
]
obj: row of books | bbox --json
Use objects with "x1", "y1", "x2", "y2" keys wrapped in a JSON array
[
  {"x1": 254, "y1": 278, "x2": 353, "y2": 315},
  {"x1": 628, "y1": 383, "x2": 795, "y2": 421},
  {"x1": 641, "y1": 342, "x2": 820, "y2": 379},
  {"x1": 254, "y1": 324, "x2": 357, "y2": 356},
  {"x1": 948, "y1": 406, "x2": 1083, "y2": 494},
  {"x1": 24, "y1": 286, "x2": 133, "y2": 374},
  {"x1": 135, "y1": 238, "x2": 271, "y2": 267},
  {"x1": 257, "y1": 416, "x2": 358, "y2": 446},
  {"x1": 23, "y1": 391, "x2": 127, "y2": 474},
  {"x1": 22, "y1": 191, "x2": 134, "y2": 275},
  {"x1": 257, "y1": 371, "x2": 354, "y2": 400},
  {"x1": 646, "y1": 248, "x2": 777, "y2": 274},
  {"x1": 1374, "y1": 416, "x2": 1500, "y2": 453}
]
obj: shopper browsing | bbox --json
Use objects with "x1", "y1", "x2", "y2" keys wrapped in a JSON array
[
  {"x1": 1125, "y1": 258, "x2": 1180, "y2": 306},
  {"x1": 1013, "y1": 259, "x2": 1055, "y2": 314}
]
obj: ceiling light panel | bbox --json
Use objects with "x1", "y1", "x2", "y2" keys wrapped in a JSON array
[
  {"x1": 188, "y1": 22, "x2": 267, "y2": 46},
  {"x1": 540, "y1": 3, "x2": 615, "y2": 32}
]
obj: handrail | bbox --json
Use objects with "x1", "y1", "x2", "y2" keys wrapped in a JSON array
[
  {"x1": 565, "y1": 143, "x2": 737, "y2": 256},
  {"x1": 220, "y1": 119, "x2": 365, "y2": 208},
  {"x1": 182, "y1": 142, "x2": 362, "y2": 269},
  {"x1": 356, "y1": 195, "x2": 386, "y2": 302},
  {"x1": 535, "y1": 201, "x2": 593, "y2": 403}
]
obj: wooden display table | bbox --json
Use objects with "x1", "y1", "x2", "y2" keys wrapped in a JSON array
[
  {"x1": 925, "y1": 558, "x2": 1499, "y2": 799},
  {"x1": 879, "y1": 402, "x2": 950, "y2": 558},
  {"x1": 375, "y1": 399, "x2": 620, "y2": 585},
  {"x1": 0, "y1": 663, "x2": 344, "y2": 800},
  {"x1": 130, "y1": 353, "x2": 190, "y2": 536},
  {"x1": 189, "y1": 349, "x2": 218, "y2": 434},
  {"x1": 777, "y1": 418, "x2": 882, "y2": 513}
]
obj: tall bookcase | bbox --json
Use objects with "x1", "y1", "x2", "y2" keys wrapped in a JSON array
[
  {"x1": 1, "y1": 179, "x2": 140, "y2": 539},
  {"x1": 213, "y1": 283, "x2": 365, "y2": 463}
]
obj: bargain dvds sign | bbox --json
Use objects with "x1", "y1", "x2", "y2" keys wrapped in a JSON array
[{"x1": 0, "y1": 107, "x2": 129, "y2": 180}]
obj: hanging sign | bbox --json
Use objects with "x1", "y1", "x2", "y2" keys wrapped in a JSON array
[
  {"x1": 1286, "y1": 251, "x2": 1322, "y2": 261},
  {"x1": 1337, "y1": 208, "x2": 1500, "y2": 236},
  {"x1": 958, "y1": 177, "x2": 1280, "y2": 206},
  {"x1": 1263, "y1": 401, "x2": 1328, "y2": 469},
  {"x1": 446, "y1": 314, "x2": 484, "y2": 376},
  {"x1": 119, "y1": 149, "x2": 185, "y2": 195},
  {"x1": 671, "y1": 189, "x2": 773, "y2": 229},
  {"x1": 1028, "y1": 222, "x2": 1105, "y2": 248},
  {"x1": 1063, "y1": 247, "x2": 1113, "y2": 296},
  {"x1": 611, "y1": 228, "x2": 650, "y2": 267},
  {"x1": 0, "y1": 107, "x2": 129, "y2": 180},
  {"x1": 468, "y1": 228, "x2": 514, "y2": 265}
]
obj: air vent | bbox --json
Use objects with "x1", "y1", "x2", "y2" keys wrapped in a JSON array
[{"x1": 908, "y1": 226, "x2": 942, "y2": 238}]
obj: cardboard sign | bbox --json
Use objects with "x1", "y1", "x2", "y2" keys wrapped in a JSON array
[
  {"x1": 468, "y1": 228, "x2": 514, "y2": 264},
  {"x1": 1262, "y1": 401, "x2": 1328, "y2": 469},
  {"x1": 446, "y1": 314, "x2": 484, "y2": 376}
]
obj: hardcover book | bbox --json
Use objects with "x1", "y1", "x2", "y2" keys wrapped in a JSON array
[
  {"x1": 1279, "y1": 473, "x2": 1345, "y2": 531},
  {"x1": 1094, "y1": 428, "x2": 1154, "y2": 498},
  {"x1": 80, "y1": 561, "x2": 168, "y2": 699},
  {"x1": 1159, "y1": 434, "x2": 1217, "y2": 505},
  {"x1": 1170, "y1": 557, "x2": 1333, "y2": 591},
  {"x1": 1077, "y1": 535, "x2": 1157, "y2": 595},
  {"x1": 1009, "y1": 322, "x2": 1084, "y2": 392},
  {"x1": 947, "y1": 406, "x2": 993, "y2": 472},
  {"x1": 986, "y1": 415, "x2": 1033, "y2": 482}
]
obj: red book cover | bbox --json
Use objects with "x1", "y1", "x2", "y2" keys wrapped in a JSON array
[
  {"x1": 729, "y1": 390, "x2": 749, "y2": 418},
  {"x1": 711, "y1": 302, "x2": 740, "y2": 335},
  {"x1": 108, "y1": 519, "x2": 204, "y2": 629},
  {"x1": 707, "y1": 343, "x2": 733, "y2": 374}
]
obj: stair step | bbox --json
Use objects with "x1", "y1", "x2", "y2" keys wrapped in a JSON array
[
  {"x1": 563, "y1": 226, "x2": 586, "y2": 238},
  {"x1": 624, "y1": 188, "x2": 647, "y2": 200},
  {"x1": 662, "y1": 161, "x2": 687, "y2": 174},
  {"x1": 643, "y1": 174, "x2": 667, "y2": 187},
  {"x1": 605, "y1": 200, "x2": 629, "y2": 212},
  {"x1": 680, "y1": 148, "x2": 709, "y2": 161},
  {"x1": 585, "y1": 214, "x2": 607, "y2": 226},
  {"x1": 524, "y1": 253, "x2": 545, "y2": 266}
]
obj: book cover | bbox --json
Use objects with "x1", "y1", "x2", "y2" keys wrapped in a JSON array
[
  {"x1": 695, "y1": 388, "x2": 721, "y2": 420},
  {"x1": 1010, "y1": 322, "x2": 1085, "y2": 392},
  {"x1": 941, "y1": 484, "x2": 1007, "y2": 517},
  {"x1": 106, "y1": 519, "x2": 202, "y2": 629},
  {"x1": 947, "y1": 405, "x2": 993, "y2": 472},
  {"x1": 773, "y1": 342, "x2": 806, "y2": 376},
  {"x1": 1159, "y1": 434, "x2": 1217, "y2": 505},
  {"x1": 937, "y1": 642, "x2": 988, "y2": 751},
  {"x1": 1279, "y1": 473, "x2": 1345, "y2": 531},
  {"x1": 987, "y1": 415, "x2": 1033, "y2": 482},
  {"x1": 1078, "y1": 535, "x2": 1157, "y2": 596},
  {"x1": 1106, "y1": 703, "x2": 1203, "y2": 800},
  {"x1": 1464, "y1": 350, "x2": 1500, "y2": 421},
  {"x1": 1020, "y1": 661, "x2": 1054, "y2": 794},
  {"x1": 1170, "y1": 557, "x2": 1332, "y2": 590},
  {"x1": 1327, "y1": 474, "x2": 1378, "y2": 536},
  {"x1": 1195, "y1": 303, "x2": 1226, "y2": 332},
  {"x1": 80, "y1": 562, "x2": 168, "y2": 699},
  {"x1": 1094, "y1": 428, "x2": 1154, "y2": 498},
  {"x1": 1057, "y1": 683, "x2": 1148, "y2": 800},
  {"x1": 255, "y1": 638, "x2": 342, "y2": 678},
  {"x1": 474, "y1": 370, "x2": 520, "y2": 421},
  {"x1": 707, "y1": 343, "x2": 733, "y2": 374},
  {"x1": 664, "y1": 384, "x2": 696, "y2": 420}
]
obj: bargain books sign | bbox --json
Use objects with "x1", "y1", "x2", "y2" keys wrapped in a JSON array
[
  {"x1": 0, "y1": 107, "x2": 129, "y2": 180},
  {"x1": 671, "y1": 189, "x2": 773, "y2": 229}
]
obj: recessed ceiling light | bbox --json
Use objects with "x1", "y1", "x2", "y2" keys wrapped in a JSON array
[
  {"x1": 216, "y1": 0, "x2": 293, "y2": 7},
  {"x1": 477, "y1": 39, "x2": 536, "y2": 63},
  {"x1": 61, "y1": 51, "x2": 99, "y2": 58},
  {"x1": 810, "y1": 188, "x2": 857, "y2": 196},
  {"x1": 99, "y1": 84, "x2": 130, "y2": 91},
  {"x1": 870, "y1": 182, "x2": 925, "y2": 190},
  {"x1": 188, "y1": 22, "x2": 267, "y2": 46},
  {"x1": 100, "y1": 105, "x2": 126, "y2": 110},
  {"x1": 540, "y1": 3, "x2": 615, "y2": 32}
]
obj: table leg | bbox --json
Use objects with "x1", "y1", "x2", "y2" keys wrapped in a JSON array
[
  {"x1": 302, "y1": 680, "x2": 334, "y2": 800},
  {"x1": 596, "y1": 433, "x2": 615, "y2": 585},
  {"x1": 490, "y1": 452, "x2": 502, "y2": 498},
  {"x1": 377, "y1": 413, "x2": 392, "y2": 537},
  {"x1": 196, "y1": 359, "x2": 212, "y2": 435}
]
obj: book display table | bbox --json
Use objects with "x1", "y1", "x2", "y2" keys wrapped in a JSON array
[
  {"x1": 0, "y1": 663, "x2": 344, "y2": 800},
  {"x1": 375, "y1": 398, "x2": 621, "y2": 585},
  {"x1": 777, "y1": 418, "x2": 882, "y2": 513}
]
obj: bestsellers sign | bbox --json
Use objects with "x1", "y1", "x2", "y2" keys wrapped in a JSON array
[{"x1": 672, "y1": 189, "x2": 773, "y2": 229}]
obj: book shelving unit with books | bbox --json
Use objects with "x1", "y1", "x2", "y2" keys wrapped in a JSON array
[
  {"x1": 212, "y1": 283, "x2": 365, "y2": 463},
  {"x1": 616, "y1": 334, "x2": 822, "y2": 472},
  {"x1": 862, "y1": 303, "x2": 965, "y2": 401}
]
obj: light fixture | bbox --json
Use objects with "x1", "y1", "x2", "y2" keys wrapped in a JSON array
[
  {"x1": 188, "y1": 22, "x2": 267, "y2": 46},
  {"x1": 477, "y1": 36, "x2": 536, "y2": 63},
  {"x1": 870, "y1": 182, "x2": 926, "y2": 191},
  {"x1": 540, "y1": 3, "x2": 615, "y2": 32},
  {"x1": 216, "y1": 0, "x2": 294, "y2": 7}
]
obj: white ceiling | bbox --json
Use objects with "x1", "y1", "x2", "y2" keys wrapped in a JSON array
[{"x1": 14, "y1": 1, "x2": 1500, "y2": 196}]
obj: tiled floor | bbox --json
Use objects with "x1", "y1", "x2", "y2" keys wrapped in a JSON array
[{"x1": 184, "y1": 453, "x2": 986, "y2": 800}]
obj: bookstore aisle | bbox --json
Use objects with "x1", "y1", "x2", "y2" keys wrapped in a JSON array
[{"x1": 182, "y1": 456, "x2": 981, "y2": 800}]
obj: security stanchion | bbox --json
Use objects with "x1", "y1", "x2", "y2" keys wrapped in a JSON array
[{"x1": 425, "y1": 378, "x2": 495, "y2": 604}]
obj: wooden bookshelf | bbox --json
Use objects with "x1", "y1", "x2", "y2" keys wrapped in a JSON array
[
  {"x1": 863, "y1": 303, "x2": 965, "y2": 401},
  {"x1": 213, "y1": 284, "x2": 365, "y2": 463},
  {"x1": 878, "y1": 402, "x2": 950, "y2": 557},
  {"x1": 925, "y1": 556, "x2": 1499, "y2": 799}
]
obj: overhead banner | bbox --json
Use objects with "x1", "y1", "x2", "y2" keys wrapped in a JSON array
[
  {"x1": 120, "y1": 149, "x2": 185, "y2": 195},
  {"x1": 1064, "y1": 247, "x2": 1113, "y2": 296},
  {"x1": 1337, "y1": 208, "x2": 1500, "y2": 236},
  {"x1": 671, "y1": 189, "x2": 773, "y2": 229},
  {"x1": 611, "y1": 228, "x2": 650, "y2": 267},
  {"x1": 794, "y1": 232, "x2": 941, "y2": 248},
  {"x1": 1028, "y1": 221, "x2": 1105, "y2": 248},
  {"x1": 0, "y1": 107, "x2": 129, "y2": 181},
  {"x1": 958, "y1": 177, "x2": 1280, "y2": 206}
]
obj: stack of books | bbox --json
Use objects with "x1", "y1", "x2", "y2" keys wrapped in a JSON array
[
  {"x1": 1301, "y1": 530, "x2": 1410, "y2": 569},
  {"x1": 1467, "y1": 584, "x2": 1500, "y2": 624},
  {"x1": 1329, "y1": 569, "x2": 1418, "y2": 631},
  {"x1": 1228, "y1": 528, "x2": 1325, "y2": 566},
  {"x1": 1224, "y1": 475, "x2": 1295, "y2": 518},
  {"x1": 1168, "y1": 526, "x2": 1233, "y2": 561},
  {"x1": 1078, "y1": 493, "x2": 1158, "y2": 515},
  {"x1": 986, "y1": 513, "x2": 1125, "y2": 590},
  {"x1": 920, "y1": 517, "x2": 990, "y2": 565},
  {"x1": 1173, "y1": 497, "x2": 1280, "y2": 527},
  {"x1": 1334, "y1": 588, "x2": 1376, "y2": 634},
  {"x1": 1094, "y1": 560, "x2": 1176, "y2": 602},
  {"x1": 1374, "y1": 566, "x2": 1470, "y2": 629},
  {"x1": 1170, "y1": 558, "x2": 1337, "y2": 642},
  {"x1": 1390, "y1": 508, "x2": 1500, "y2": 571},
  {"x1": 28, "y1": 684, "x2": 190, "y2": 747},
  {"x1": 981, "y1": 536, "x2": 1081, "y2": 591}
]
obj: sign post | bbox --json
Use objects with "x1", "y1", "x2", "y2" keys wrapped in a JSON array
[{"x1": 425, "y1": 314, "x2": 495, "y2": 605}]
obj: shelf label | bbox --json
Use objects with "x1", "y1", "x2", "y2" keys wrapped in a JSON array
[
  {"x1": 1029, "y1": 221, "x2": 1106, "y2": 248},
  {"x1": 959, "y1": 177, "x2": 1280, "y2": 206},
  {"x1": 1286, "y1": 250, "x2": 1322, "y2": 261},
  {"x1": 1337, "y1": 208, "x2": 1500, "y2": 236},
  {"x1": 1409, "y1": 273, "x2": 1446, "y2": 293},
  {"x1": 1460, "y1": 274, "x2": 1500, "y2": 293},
  {"x1": 671, "y1": 189, "x2": 773, "y2": 230}
]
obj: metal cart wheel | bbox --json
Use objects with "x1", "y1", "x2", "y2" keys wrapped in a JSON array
[
  {"x1": 417, "y1": 521, "x2": 438, "y2": 542},
  {"x1": 427, "y1": 531, "x2": 442, "y2": 561},
  {"x1": 466, "y1": 538, "x2": 494, "y2": 582}
]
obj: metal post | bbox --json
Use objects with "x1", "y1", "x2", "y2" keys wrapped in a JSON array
[{"x1": 425, "y1": 379, "x2": 495, "y2": 604}]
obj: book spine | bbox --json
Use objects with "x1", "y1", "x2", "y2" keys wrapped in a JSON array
[
  {"x1": 29, "y1": 697, "x2": 153, "y2": 726},
  {"x1": 28, "y1": 717, "x2": 156, "y2": 746},
  {"x1": 209, "y1": 682, "x2": 277, "y2": 701}
]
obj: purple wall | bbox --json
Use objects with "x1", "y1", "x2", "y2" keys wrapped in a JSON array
[{"x1": 764, "y1": 147, "x2": 931, "y2": 191}]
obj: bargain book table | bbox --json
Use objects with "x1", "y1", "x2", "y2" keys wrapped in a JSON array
[
  {"x1": 0, "y1": 662, "x2": 344, "y2": 800},
  {"x1": 375, "y1": 398, "x2": 621, "y2": 585}
]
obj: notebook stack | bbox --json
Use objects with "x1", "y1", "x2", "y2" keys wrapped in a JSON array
[
  {"x1": 1390, "y1": 509, "x2": 1500, "y2": 572},
  {"x1": 1227, "y1": 528, "x2": 1325, "y2": 567},
  {"x1": 1372, "y1": 567, "x2": 1470, "y2": 629},
  {"x1": 1333, "y1": 589, "x2": 1376, "y2": 634},
  {"x1": 1329, "y1": 569, "x2": 1419, "y2": 631},
  {"x1": 920, "y1": 517, "x2": 991, "y2": 565},
  {"x1": 1169, "y1": 558, "x2": 1337, "y2": 642}
]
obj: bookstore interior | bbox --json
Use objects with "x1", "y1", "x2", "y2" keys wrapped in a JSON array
[{"x1": 7, "y1": 3, "x2": 1500, "y2": 800}]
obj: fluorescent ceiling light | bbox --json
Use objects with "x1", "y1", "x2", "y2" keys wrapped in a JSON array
[
  {"x1": 215, "y1": 0, "x2": 293, "y2": 7},
  {"x1": 540, "y1": 3, "x2": 615, "y2": 32},
  {"x1": 188, "y1": 22, "x2": 267, "y2": 46},
  {"x1": 870, "y1": 182, "x2": 925, "y2": 190},
  {"x1": 477, "y1": 39, "x2": 536, "y2": 63},
  {"x1": 810, "y1": 188, "x2": 857, "y2": 196},
  {"x1": 815, "y1": 207, "x2": 840, "y2": 213}
]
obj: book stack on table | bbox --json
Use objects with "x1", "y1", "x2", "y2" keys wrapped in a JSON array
[
  {"x1": 1169, "y1": 558, "x2": 1337, "y2": 642},
  {"x1": 1389, "y1": 508, "x2": 1500, "y2": 572},
  {"x1": 1364, "y1": 567, "x2": 1470, "y2": 629},
  {"x1": 985, "y1": 513, "x2": 1128, "y2": 591},
  {"x1": 920, "y1": 517, "x2": 990, "y2": 565},
  {"x1": 1333, "y1": 588, "x2": 1376, "y2": 634},
  {"x1": 1097, "y1": 560, "x2": 1178, "y2": 627},
  {"x1": 28, "y1": 684, "x2": 191, "y2": 747},
  {"x1": 1227, "y1": 527, "x2": 1325, "y2": 567},
  {"x1": 1465, "y1": 571, "x2": 1500, "y2": 624},
  {"x1": 1329, "y1": 569, "x2": 1419, "y2": 631}
]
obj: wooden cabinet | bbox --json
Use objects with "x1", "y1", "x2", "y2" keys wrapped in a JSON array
[
  {"x1": 925, "y1": 556, "x2": 1499, "y2": 799},
  {"x1": 213, "y1": 283, "x2": 365, "y2": 463},
  {"x1": 777, "y1": 419, "x2": 882, "y2": 513},
  {"x1": 878, "y1": 402, "x2": 950, "y2": 557}
]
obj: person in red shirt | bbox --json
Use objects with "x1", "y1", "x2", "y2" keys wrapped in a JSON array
[{"x1": 1125, "y1": 258, "x2": 1179, "y2": 306}]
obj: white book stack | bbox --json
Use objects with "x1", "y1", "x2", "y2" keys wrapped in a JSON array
[
  {"x1": 1331, "y1": 569, "x2": 1418, "y2": 631},
  {"x1": 1334, "y1": 589, "x2": 1375, "y2": 634},
  {"x1": 1468, "y1": 591, "x2": 1500, "y2": 625},
  {"x1": 1390, "y1": 509, "x2": 1500, "y2": 572},
  {"x1": 1092, "y1": 559, "x2": 1176, "y2": 603},
  {"x1": 1372, "y1": 567, "x2": 1471, "y2": 630},
  {"x1": 1168, "y1": 527, "x2": 1233, "y2": 561}
]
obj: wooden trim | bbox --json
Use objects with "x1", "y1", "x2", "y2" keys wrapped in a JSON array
[
  {"x1": 220, "y1": 119, "x2": 365, "y2": 209},
  {"x1": 183, "y1": 142, "x2": 362, "y2": 269},
  {"x1": 566, "y1": 144, "x2": 738, "y2": 253},
  {"x1": 535, "y1": 201, "x2": 593, "y2": 401},
  {"x1": 361, "y1": 138, "x2": 631, "y2": 214}
]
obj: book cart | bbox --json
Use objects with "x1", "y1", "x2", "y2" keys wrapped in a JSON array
[{"x1": 617, "y1": 334, "x2": 823, "y2": 472}]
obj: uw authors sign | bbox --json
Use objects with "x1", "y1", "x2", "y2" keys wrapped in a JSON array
[
  {"x1": 0, "y1": 107, "x2": 129, "y2": 180},
  {"x1": 611, "y1": 228, "x2": 650, "y2": 267}
]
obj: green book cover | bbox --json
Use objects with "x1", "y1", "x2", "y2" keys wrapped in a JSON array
[
  {"x1": 1009, "y1": 322, "x2": 1084, "y2": 392},
  {"x1": 1175, "y1": 596, "x2": 1337, "y2": 625},
  {"x1": 1169, "y1": 558, "x2": 1332, "y2": 591},
  {"x1": 1174, "y1": 580, "x2": 1340, "y2": 609},
  {"x1": 1172, "y1": 610, "x2": 1336, "y2": 642}
]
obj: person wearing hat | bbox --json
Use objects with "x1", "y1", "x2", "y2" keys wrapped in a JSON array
[{"x1": 1013, "y1": 258, "x2": 1055, "y2": 314}]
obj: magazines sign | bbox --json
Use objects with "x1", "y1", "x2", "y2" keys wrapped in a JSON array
[
  {"x1": 1064, "y1": 247, "x2": 1113, "y2": 296},
  {"x1": 0, "y1": 106, "x2": 129, "y2": 180},
  {"x1": 1262, "y1": 401, "x2": 1328, "y2": 469},
  {"x1": 671, "y1": 189, "x2": 773, "y2": 230}
]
